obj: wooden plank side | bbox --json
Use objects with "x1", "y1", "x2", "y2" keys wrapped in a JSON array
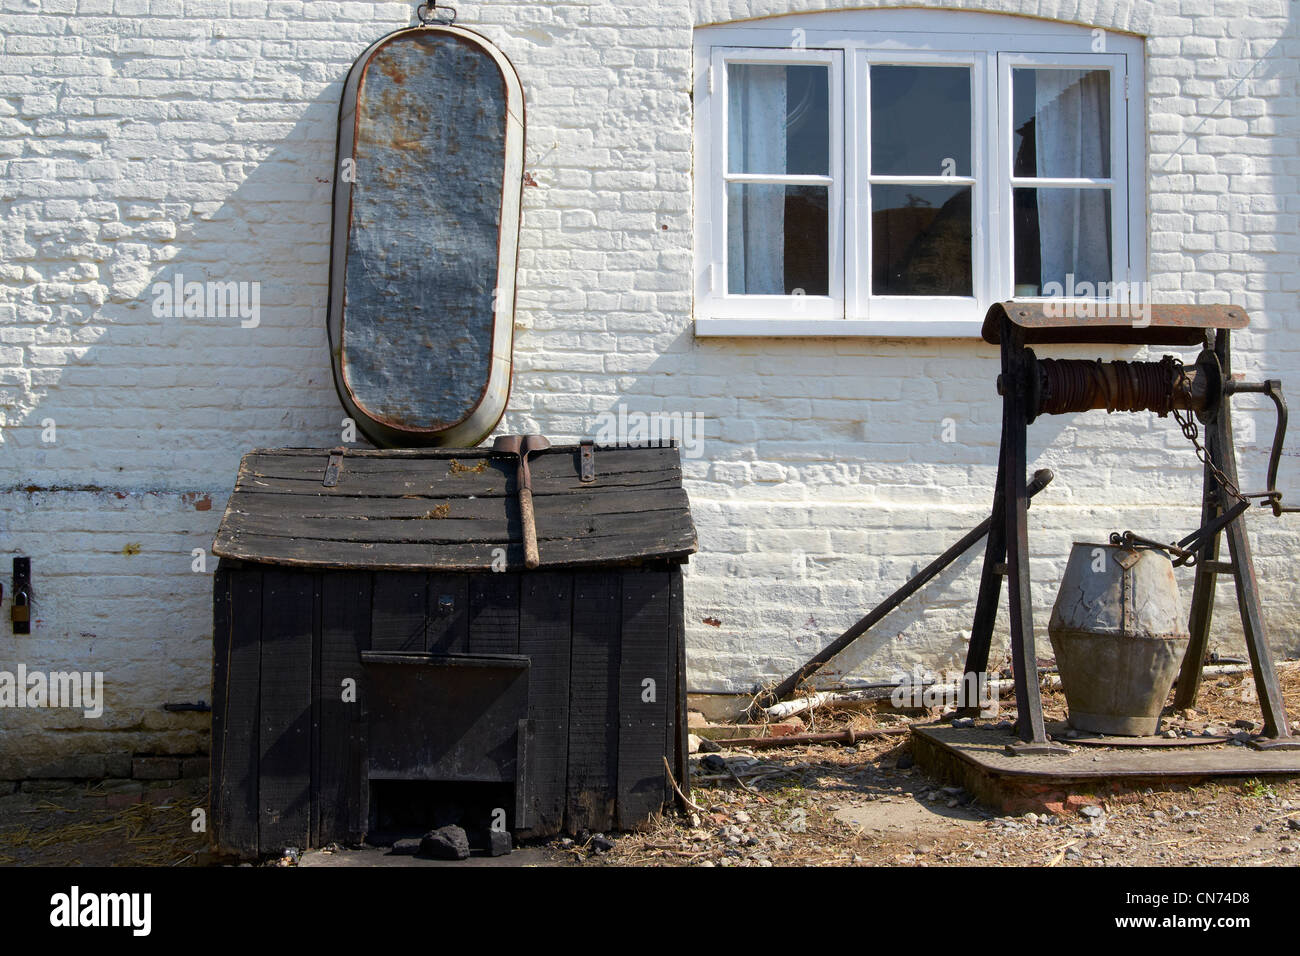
[
  {"x1": 425, "y1": 572, "x2": 469, "y2": 654},
  {"x1": 214, "y1": 517, "x2": 697, "y2": 572},
  {"x1": 233, "y1": 467, "x2": 682, "y2": 499},
  {"x1": 208, "y1": 564, "x2": 231, "y2": 851},
  {"x1": 258, "y1": 569, "x2": 314, "y2": 853},
  {"x1": 309, "y1": 572, "x2": 321, "y2": 849},
  {"x1": 615, "y1": 569, "x2": 671, "y2": 830},
  {"x1": 231, "y1": 486, "x2": 689, "y2": 521},
  {"x1": 241, "y1": 445, "x2": 679, "y2": 482},
  {"x1": 670, "y1": 564, "x2": 689, "y2": 806},
  {"x1": 469, "y1": 573, "x2": 520, "y2": 656},
  {"x1": 369, "y1": 572, "x2": 428, "y2": 651},
  {"x1": 214, "y1": 567, "x2": 261, "y2": 857},
  {"x1": 566, "y1": 571, "x2": 621, "y2": 834},
  {"x1": 670, "y1": 567, "x2": 691, "y2": 806},
  {"x1": 517, "y1": 572, "x2": 572, "y2": 836},
  {"x1": 316, "y1": 571, "x2": 371, "y2": 846},
  {"x1": 221, "y1": 505, "x2": 693, "y2": 546}
]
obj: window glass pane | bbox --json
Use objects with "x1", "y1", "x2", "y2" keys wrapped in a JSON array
[
  {"x1": 727, "y1": 63, "x2": 829, "y2": 176},
  {"x1": 726, "y1": 183, "x2": 828, "y2": 295},
  {"x1": 870, "y1": 65, "x2": 971, "y2": 177},
  {"x1": 1014, "y1": 187, "x2": 1112, "y2": 293},
  {"x1": 1013, "y1": 68, "x2": 1111, "y2": 179},
  {"x1": 871, "y1": 184, "x2": 971, "y2": 296}
]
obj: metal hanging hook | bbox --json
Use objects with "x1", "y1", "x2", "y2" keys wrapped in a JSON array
[{"x1": 417, "y1": 1, "x2": 456, "y2": 25}]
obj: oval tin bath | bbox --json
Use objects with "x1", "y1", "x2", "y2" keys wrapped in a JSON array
[{"x1": 327, "y1": 24, "x2": 525, "y2": 447}]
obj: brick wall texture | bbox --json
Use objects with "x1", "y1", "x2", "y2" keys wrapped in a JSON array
[{"x1": 1, "y1": 0, "x2": 1297, "y2": 773}]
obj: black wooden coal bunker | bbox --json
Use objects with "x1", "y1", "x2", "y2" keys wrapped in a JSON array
[
  {"x1": 207, "y1": 21, "x2": 696, "y2": 859},
  {"x1": 208, "y1": 443, "x2": 695, "y2": 857}
]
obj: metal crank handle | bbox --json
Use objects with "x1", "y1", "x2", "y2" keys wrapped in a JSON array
[
  {"x1": 1026, "y1": 468, "x2": 1054, "y2": 498},
  {"x1": 1225, "y1": 378, "x2": 1289, "y2": 516}
]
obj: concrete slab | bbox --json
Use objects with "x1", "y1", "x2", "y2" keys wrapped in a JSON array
[
  {"x1": 833, "y1": 799, "x2": 983, "y2": 839},
  {"x1": 298, "y1": 845, "x2": 564, "y2": 867}
]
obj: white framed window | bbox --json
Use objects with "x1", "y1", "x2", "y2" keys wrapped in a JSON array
[
  {"x1": 707, "y1": 49, "x2": 845, "y2": 320},
  {"x1": 692, "y1": 11, "x2": 1146, "y2": 338}
]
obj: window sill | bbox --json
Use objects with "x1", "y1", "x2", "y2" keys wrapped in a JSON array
[{"x1": 693, "y1": 317, "x2": 987, "y2": 339}]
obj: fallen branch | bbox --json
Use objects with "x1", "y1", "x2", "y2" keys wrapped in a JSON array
[
  {"x1": 728, "y1": 768, "x2": 761, "y2": 794},
  {"x1": 764, "y1": 693, "x2": 834, "y2": 720},
  {"x1": 662, "y1": 755, "x2": 704, "y2": 813},
  {"x1": 760, "y1": 676, "x2": 1060, "y2": 720}
]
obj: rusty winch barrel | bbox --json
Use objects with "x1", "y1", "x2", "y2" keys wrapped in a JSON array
[{"x1": 999, "y1": 352, "x2": 1218, "y2": 421}]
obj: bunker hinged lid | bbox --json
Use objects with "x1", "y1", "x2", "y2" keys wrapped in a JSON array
[
  {"x1": 327, "y1": 23, "x2": 525, "y2": 448},
  {"x1": 211, "y1": 444, "x2": 698, "y2": 571}
]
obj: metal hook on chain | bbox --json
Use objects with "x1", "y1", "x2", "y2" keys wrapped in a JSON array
[
  {"x1": 1109, "y1": 530, "x2": 1197, "y2": 566},
  {"x1": 417, "y1": 1, "x2": 456, "y2": 25}
]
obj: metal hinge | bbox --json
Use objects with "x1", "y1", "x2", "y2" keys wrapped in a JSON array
[
  {"x1": 323, "y1": 447, "x2": 345, "y2": 487},
  {"x1": 579, "y1": 439, "x2": 597, "y2": 483}
]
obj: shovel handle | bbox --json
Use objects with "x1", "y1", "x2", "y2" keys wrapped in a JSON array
[{"x1": 519, "y1": 487, "x2": 540, "y2": 569}]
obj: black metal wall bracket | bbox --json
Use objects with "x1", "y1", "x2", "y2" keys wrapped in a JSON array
[{"x1": 11, "y1": 557, "x2": 31, "y2": 635}]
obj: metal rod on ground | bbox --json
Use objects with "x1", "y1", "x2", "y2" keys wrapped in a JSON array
[
  {"x1": 762, "y1": 468, "x2": 1055, "y2": 707},
  {"x1": 762, "y1": 662, "x2": 1267, "y2": 716},
  {"x1": 709, "y1": 726, "x2": 910, "y2": 750}
]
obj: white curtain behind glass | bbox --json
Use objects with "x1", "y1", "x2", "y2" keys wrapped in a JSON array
[
  {"x1": 728, "y1": 66, "x2": 786, "y2": 294},
  {"x1": 1035, "y1": 70, "x2": 1110, "y2": 288}
]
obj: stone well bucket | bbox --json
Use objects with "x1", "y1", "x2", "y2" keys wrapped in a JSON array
[{"x1": 1048, "y1": 542, "x2": 1191, "y2": 736}]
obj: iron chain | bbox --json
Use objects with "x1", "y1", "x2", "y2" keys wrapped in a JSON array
[{"x1": 1169, "y1": 357, "x2": 1248, "y2": 506}]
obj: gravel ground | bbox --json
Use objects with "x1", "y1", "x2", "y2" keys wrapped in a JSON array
[{"x1": 562, "y1": 666, "x2": 1300, "y2": 867}]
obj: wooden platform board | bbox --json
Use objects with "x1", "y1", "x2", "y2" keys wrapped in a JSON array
[{"x1": 912, "y1": 723, "x2": 1300, "y2": 815}]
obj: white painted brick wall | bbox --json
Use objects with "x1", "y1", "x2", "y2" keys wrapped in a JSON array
[{"x1": 0, "y1": 0, "x2": 1297, "y2": 773}]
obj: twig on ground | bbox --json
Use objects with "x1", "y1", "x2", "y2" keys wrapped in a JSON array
[
  {"x1": 1046, "y1": 839, "x2": 1078, "y2": 867},
  {"x1": 662, "y1": 756, "x2": 704, "y2": 813}
]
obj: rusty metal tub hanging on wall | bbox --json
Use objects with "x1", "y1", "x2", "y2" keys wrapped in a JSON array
[{"x1": 327, "y1": 23, "x2": 525, "y2": 448}]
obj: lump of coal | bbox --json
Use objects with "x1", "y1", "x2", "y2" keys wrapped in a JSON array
[{"x1": 420, "y1": 825, "x2": 470, "y2": 860}]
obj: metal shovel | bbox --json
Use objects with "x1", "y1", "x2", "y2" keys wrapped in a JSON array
[{"x1": 492, "y1": 434, "x2": 551, "y2": 569}]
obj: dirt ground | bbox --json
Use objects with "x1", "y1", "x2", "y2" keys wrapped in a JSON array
[
  {"x1": 0, "y1": 666, "x2": 1296, "y2": 868},
  {"x1": 561, "y1": 664, "x2": 1300, "y2": 867},
  {"x1": 0, "y1": 779, "x2": 209, "y2": 867}
]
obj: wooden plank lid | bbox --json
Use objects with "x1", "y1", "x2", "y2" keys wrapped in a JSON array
[
  {"x1": 212, "y1": 444, "x2": 697, "y2": 571},
  {"x1": 981, "y1": 301, "x2": 1249, "y2": 346}
]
